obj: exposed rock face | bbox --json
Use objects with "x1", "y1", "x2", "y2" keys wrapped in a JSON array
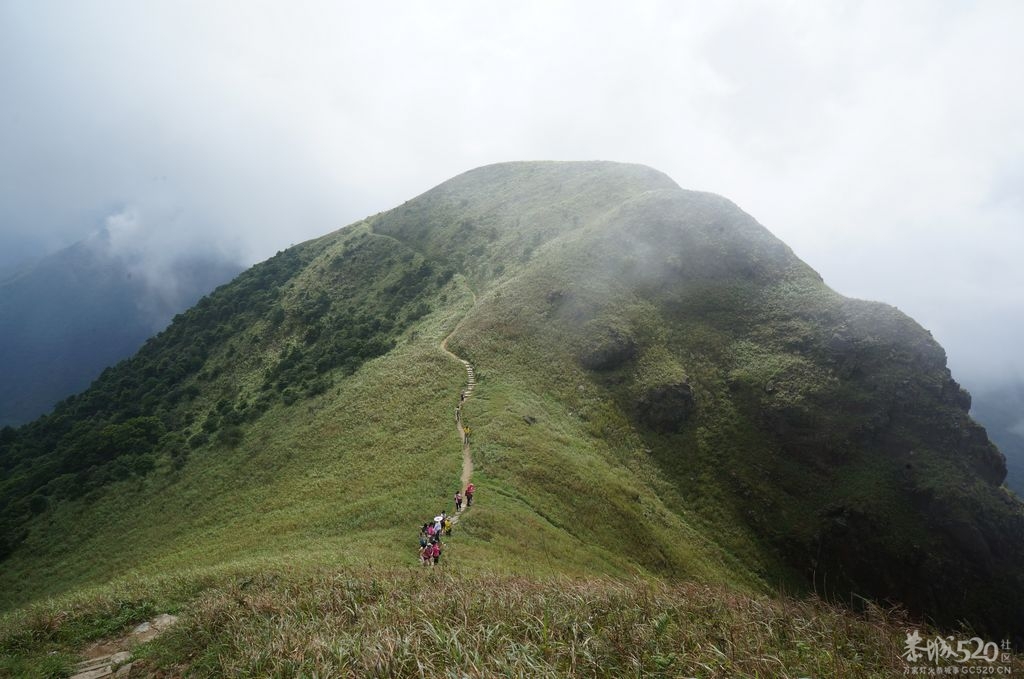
[
  {"x1": 578, "y1": 325, "x2": 637, "y2": 371},
  {"x1": 637, "y1": 382, "x2": 696, "y2": 433}
]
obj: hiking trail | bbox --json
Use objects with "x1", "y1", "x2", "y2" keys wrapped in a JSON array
[
  {"x1": 440, "y1": 286, "x2": 477, "y2": 521},
  {"x1": 68, "y1": 614, "x2": 178, "y2": 679}
]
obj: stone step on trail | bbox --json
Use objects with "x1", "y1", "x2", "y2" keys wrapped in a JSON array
[
  {"x1": 69, "y1": 652, "x2": 132, "y2": 679},
  {"x1": 69, "y1": 614, "x2": 179, "y2": 679}
]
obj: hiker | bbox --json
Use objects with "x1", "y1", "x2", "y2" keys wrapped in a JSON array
[
  {"x1": 444, "y1": 516, "x2": 453, "y2": 536},
  {"x1": 455, "y1": 406, "x2": 461, "y2": 424},
  {"x1": 420, "y1": 542, "x2": 433, "y2": 566},
  {"x1": 432, "y1": 539, "x2": 442, "y2": 565},
  {"x1": 465, "y1": 482, "x2": 475, "y2": 507},
  {"x1": 454, "y1": 491, "x2": 463, "y2": 512},
  {"x1": 460, "y1": 390, "x2": 466, "y2": 403},
  {"x1": 463, "y1": 425, "x2": 472, "y2": 445},
  {"x1": 433, "y1": 515, "x2": 443, "y2": 535}
]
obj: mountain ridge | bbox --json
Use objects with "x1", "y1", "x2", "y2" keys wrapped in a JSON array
[{"x1": 1, "y1": 161, "x2": 1020, "y2": 645}]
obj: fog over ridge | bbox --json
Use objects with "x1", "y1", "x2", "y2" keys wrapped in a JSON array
[{"x1": 1, "y1": 1, "x2": 1022, "y2": 387}]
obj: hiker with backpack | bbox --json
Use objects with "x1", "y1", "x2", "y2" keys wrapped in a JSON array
[
  {"x1": 463, "y1": 425, "x2": 472, "y2": 445},
  {"x1": 465, "y1": 482, "x2": 475, "y2": 507},
  {"x1": 454, "y1": 491, "x2": 463, "y2": 512},
  {"x1": 420, "y1": 541, "x2": 433, "y2": 566}
]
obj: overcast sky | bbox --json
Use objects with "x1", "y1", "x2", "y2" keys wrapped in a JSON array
[{"x1": 1, "y1": 1, "x2": 1022, "y2": 387}]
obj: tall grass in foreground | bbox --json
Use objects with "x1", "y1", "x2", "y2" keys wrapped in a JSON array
[
  {"x1": 128, "y1": 569, "x2": 922, "y2": 678},
  {"x1": 3, "y1": 566, "x2": 1020, "y2": 677}
]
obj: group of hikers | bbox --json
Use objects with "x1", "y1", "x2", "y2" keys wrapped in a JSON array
[
  {"x1": 419, "y1": 369, "x2": 476, "y2": 566},
  {"x1": 417, "y1": 482, "x2": 475, "y2": 566},
  {"x1": 418, "y1": 512, "x2": 451, "y2": 566}
]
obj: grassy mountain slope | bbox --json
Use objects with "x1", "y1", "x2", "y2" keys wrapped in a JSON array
[
  {"x1": 378, "y1": 162, "x2": 1024, "y2": 634},
  {"x1": 1, "y1": 165, "x2": 752, "y2": 606},
  {"x1": 1, "y1": 162, "x2": 1022, "y2": 662}
]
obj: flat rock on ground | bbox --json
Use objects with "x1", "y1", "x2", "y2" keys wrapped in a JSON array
[{"x1": 69, "y1": 614, "x2": 178, "y2": 679}]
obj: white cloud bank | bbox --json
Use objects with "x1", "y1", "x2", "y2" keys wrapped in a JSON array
[{"x1": 1, "y1": 0, "x2": 1022, "y2": 384}]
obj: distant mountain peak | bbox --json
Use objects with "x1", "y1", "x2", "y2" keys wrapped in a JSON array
[{"x1": 0, "y1": 235, "x2": 242, "y2": 426}]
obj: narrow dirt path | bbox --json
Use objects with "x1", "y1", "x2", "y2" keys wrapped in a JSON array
[
  {"x1": 455, "y1": 361, "x2": 475, "y2": 491},
  {"x1": 440, "y1": 285, "x2": 478, "y2": 517}
]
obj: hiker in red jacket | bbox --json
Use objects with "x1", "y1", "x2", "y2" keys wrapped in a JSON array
[
  {"x1": 420, "y1": 542, "x2": 433, "y2": 566},
  {"x1": 465, "y1": 482, "x2": 475, "y2": 507}
]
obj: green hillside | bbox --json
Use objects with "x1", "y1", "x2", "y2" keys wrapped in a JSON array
[{"x1": 1, "y1": 161, "x2": 1022, "y2": 674}]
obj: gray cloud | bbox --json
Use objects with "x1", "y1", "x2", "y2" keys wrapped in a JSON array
[{"x1": 2, "y1": 1, "x2": 1022, "y2": 386}]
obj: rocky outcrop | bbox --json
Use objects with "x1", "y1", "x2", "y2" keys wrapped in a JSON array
[
  {"x1": 637, "y1": 382, "x2": 696, "y2": 433},
  {"x1": 578, "y1": 325, "x2": 637, "y2": 371}
]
